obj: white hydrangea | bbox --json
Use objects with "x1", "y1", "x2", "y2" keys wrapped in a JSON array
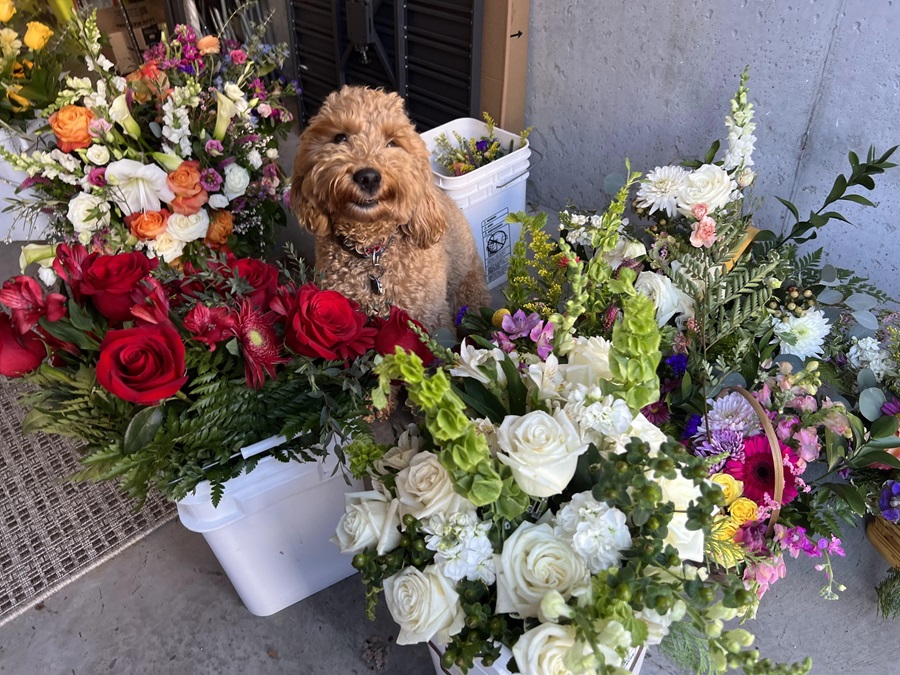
[
  {"x1": 424, "y1": 512, "x2": 495, "y2": 584},
  {"x1": 848, "y1": 336, "x2": 897, "y2": 382},
  {"x1": 553, "y1": 492, "x2": 632, "y2": 574}
]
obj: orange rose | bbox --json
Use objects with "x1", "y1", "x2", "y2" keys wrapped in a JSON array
[
  {"x1": 126, "y1": 59, "x2": 169, "y2": 101},
  {"x1": 126, "y1": 209, "x2": 170, "y2": 240},
  {"x1": 166, "y1": 160, "x2": 209, "y2": 215},
  {"x1": 49, "y1": 105, "x2": 94, "y2": 153},
  {"x1": 196, "y1": 35, "x2": 220, "y2": 55},
  {"x1": 205, "y1": 209, "x2": 234, "y2": 249}
]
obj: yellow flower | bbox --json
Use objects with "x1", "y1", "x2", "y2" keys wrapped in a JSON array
[
  {"x1": 710, "y1": 473, "x2": 743, "y2": 506},
  {"x1": 7, "y1": 85, "x2": 30, "y2": 112},
  {"x1": 729, "y1": 497, "x2": 759, "y2": 526},
  {"x1": 12, "y1": 58, "x2": 30, "y2": 79},
  {"x1": 23, "y1": 22, "x2": 52, "y2": 51},
  {"x1": 0, "y1": 0, "x2": 14, "y2": 23},
  {"x1": 492, "y1": 308, "x2": 511, "y2": 328}
]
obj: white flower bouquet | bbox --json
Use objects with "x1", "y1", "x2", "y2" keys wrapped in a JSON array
[{"x1": 1, "y1": 8, "x2": 297, "y2": 260}]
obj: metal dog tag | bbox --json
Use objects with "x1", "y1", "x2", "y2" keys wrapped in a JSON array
[{"x1": 370, "y1": 274, "x2": 384, "y2": 295}]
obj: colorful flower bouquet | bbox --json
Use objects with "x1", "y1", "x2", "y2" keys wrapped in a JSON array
[
  {"x1": 432, "y1": 112, "x2": 531, "y2": 177},
  {"x1": 334, "y1": 180, "x2": 810, "y2": 674},
  {"x1": 0, "y1": 242, "x2": 438, "y2": 504},
  {"x1": 0, "y1": 9, "x2": 296, "y2": 258}
]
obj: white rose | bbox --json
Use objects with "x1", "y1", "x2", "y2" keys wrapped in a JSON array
[
  {"x1": 266, "y1": 147, "x2": 279, "y2": 160},
  {"x1": 677, "y1": 163, "x2": 736, "y2": 215},
  {"x1": 496, "y1": 410, "x2": 588, "y2": 498},
  {"x1": 395, "y1": 452, "x2": 474, "y2": 521},
  {"x1": 67, "y1": 192, "x2": 110, "y2": 233},
  {"x1": 332, "y1": 490, "x2": 402, "y2": 555},
  {"x1": 209, "y1": 193, "x2": 229, "y2": 209},
  {"x1": 224, "y1": 82, "x2": 244, "y2": 101},
  {"x1": 657, "y1": 473, "x2": 706, "y2": 562},
  {"x1": 148, "y1": 231, "x2": 185, "y2": 263},
  {"x1": 247, "y1": 149, "x2": 263, "y2": 169},
  {"x1": 222, "y1": 163, "x2": 250, "y2": 200},
  {"x1": 166, "y1": 209, "x2": 210, "y2": 242},
  {"x1": 383, "y1": 565, "x2": 465, "y2": 647},
  {"x1": 634, "y1": 271, "x2": 694, "y2": 327},
  {"x1": 374, "y1": 424, "x2": 422, "y2": 474},
  {"x1": 559, "y1": 336, "x2": 613, "y2": 387},
  {"x1": 495, "y1": 522, "x2": 589, "y2": 619},
  {"x1": 512, "y1": 623, "x2": 600, "y2": 675},
  {"x1": 85, "y1": 144, "x2": 110, "y2": 165}
]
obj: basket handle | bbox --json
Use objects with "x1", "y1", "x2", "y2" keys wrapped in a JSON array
[{"x1": 720, "y1": 385, "x2": 784, "y2": 534}]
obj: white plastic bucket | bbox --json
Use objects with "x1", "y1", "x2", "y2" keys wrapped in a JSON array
[
  {"x1": 420, "y1": 118, "x2": 531, "y2": 290},
  {"x1": 176, "y1": 446, "x2": 363, "y2": 616}
]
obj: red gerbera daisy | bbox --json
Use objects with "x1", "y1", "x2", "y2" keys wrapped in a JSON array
[
  {"x1": 724, "y1": 435, "x2": 799, "y2": 505},
  {"x1": 232, "y1": 301, "x2": 288, "y2": 389}
]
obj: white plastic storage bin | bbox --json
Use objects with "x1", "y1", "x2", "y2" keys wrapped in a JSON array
[
  {"x1": 429, "y1": 642, "x2": 645, "y2": 675},
  {"x1": 420, "y1": 118, "x2": 531, "y2": 290},
  {"x1": 177, "y1": 449, "x2": 362, "y2": 616}
]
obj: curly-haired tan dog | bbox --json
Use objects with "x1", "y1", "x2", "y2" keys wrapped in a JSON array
[{"x1": 290, "y1": 86, "x2": 490, "y2": 330}]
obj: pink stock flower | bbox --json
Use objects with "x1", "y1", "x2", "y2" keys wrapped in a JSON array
[
  {"x1": 789, "y1": 395, "x2": 818, "y2": 413},
  {"x1": 775, "y1": 415, "x2": 799, "y2": 441},
  {"x1": 792, "y1": 426, "x2": 821, "y2": 462},
  {"x1": 88, "y1": 118, "x2": 112, "y2": 138},
  {"x1": 690, "y1": 216, "x2": 718, "y2": 248},
  {"x1": 743, "y1": 554, "x2": 786, "y2": 600}
]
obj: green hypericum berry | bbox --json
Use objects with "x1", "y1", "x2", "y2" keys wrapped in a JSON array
[{"x1": 352, "y1": 554, "x2": 367, "y2": 569}]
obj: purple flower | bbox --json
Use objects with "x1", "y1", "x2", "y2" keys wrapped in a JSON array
[
  {"x1": 883, "y1": 398, "x2": 900, "y2": 416},
  {"x1": 493, "y1": 331, "x2": 515, "y2": 353},
  {"x1": 827, "y1": 535, "x2": 845, "y2": 557},
  {"x1": 18, "y1": 175, "x2": 49, "y2": 190},
  {"x1": 683, "y1": 414, "x2": 702, "y2": 439},
  {"x1": 736, "y1": 521, "x2": 769, "y2": 555},
  {"x1": 87, "y1": 167, "x2": 107, "y2": 188},
  {"x1": 205, "y1": 139, "x2": 224, "y2": 157},
  {"x1": 641, "y1": 400, "x2": 671, "y2": 426},
  {"x1": 200, "y1": 168, "x2": 223, "y2": 192},
  {"x1": 774, "y1": 525, "x2": 813, "y2": 559},
  {"x1": 230, "y1": 49, "x2": 248, "y2": 65},
  {"x1": 693, "y1": 428, "x2": 745, "y2": 472},
  {"x1": 501, "y1": 309, "x2": 541, "y2": 340},
  {"x1": 454, "y1": 305, "x2": 468, "y2": 327},
  {"x1": 665, "y1": 353, "x2": 688, "y2": 377},
  {"x1": 262, "y1": 162, "x2": 279, "y2": 179},
  {"x1": 529, "y1": 320, "x2": 554, "y2": 360},
  {"x1": 249, "y1": 77, "x2": 267, "y2": 101},
  {"x1": 475, "y1": 139, "x2": 490, "y2": 152},
  {"x1": 174, "y1": 24, "x2": 198, "y2": 44},
  {"x1": 880, "y1": 480, "x2": 900, "y2": 523}
]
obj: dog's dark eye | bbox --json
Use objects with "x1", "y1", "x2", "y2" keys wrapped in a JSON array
[
  {"x1": 333, "y1": 133, "x2": 348, "y2": 144},
  {"x1": 386, "y1": 139, "x2": 396, "y2": 148}
]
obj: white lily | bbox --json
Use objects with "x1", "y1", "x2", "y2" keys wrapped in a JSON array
[{"x1": 105, "y1": 159, "x2": 175, "y2": 216}]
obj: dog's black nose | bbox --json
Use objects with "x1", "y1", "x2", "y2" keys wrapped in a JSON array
[{"x1": 353, "y1": 168, "x2": 382, "y2": 194}]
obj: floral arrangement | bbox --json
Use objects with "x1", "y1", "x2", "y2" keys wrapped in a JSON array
[
  {"x1": 0, "y1": 8, "x2": 296, "y2": 259},
  {"x1": 0, "y1": 0, "x2": 75, "y2": 126},
  {"x1": 432, "y1": 112, "x2": 531, "y2": 177},
  {"x1": 334, "y1": 176, "x2": 811, "y2": 674},
  {"x1": 0, "y1": 243, "x2": 436, "y2": 504}
]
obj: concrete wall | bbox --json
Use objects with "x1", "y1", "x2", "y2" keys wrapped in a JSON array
[{"x1": 525, "y1": 0, "x2": 900, "y2": 298}]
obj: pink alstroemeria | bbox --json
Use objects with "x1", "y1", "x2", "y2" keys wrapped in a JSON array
[
  {"x1": 501, "y1": 309, "x2": 541, "y2": 340},
  {"x1": 0, "y1": 276, "x2": 66, "y2": 333}
]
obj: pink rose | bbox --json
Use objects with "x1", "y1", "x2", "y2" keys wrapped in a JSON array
[
  {"x1": 689, "y1": 216, "x2": 717, "y2": 248},
  {"x1": 230, "y1": 49, "x2": 247, "y2": 65}
]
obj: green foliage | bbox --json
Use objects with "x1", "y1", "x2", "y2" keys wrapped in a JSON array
[
  {"x1": 658, "y1": 620, "x2": 716, "y2": 675},
  {"x1": 503, "y1": 211, "x2": 567, "y2": 317},
  {"x1": 875, "y1": 567, "x2": 900, "y2": 620}
]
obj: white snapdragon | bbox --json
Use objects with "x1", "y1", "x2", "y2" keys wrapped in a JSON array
[
  {"x1": 636, "y1": 599, "x2": 687, "y2": 646},
  {"x1": 162, "y1": 97, "x2": 192, "y2": 158},
  {"x1": 722, "y1": 76, "x2": 757, "y2": 172},
  {"x1": 424, "y1": 512, "x2": 495, "y2": 584},
  {"x1": 553, "y1": 492, "x2": 632, "y2": 573}
]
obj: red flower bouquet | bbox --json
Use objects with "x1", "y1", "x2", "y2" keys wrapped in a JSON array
[{"x1": 0, "y1": 247, "x2": 438, "y2": 504}]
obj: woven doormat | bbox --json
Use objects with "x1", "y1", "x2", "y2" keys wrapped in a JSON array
[{"x1": 0, "y1": 377, "x2": 176, "y2": 628}]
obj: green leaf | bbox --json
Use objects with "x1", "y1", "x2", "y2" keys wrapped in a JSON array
[
  {"x1": 855, "y1": 449, "x2": 900, "y2": 469},
  {"x1": 848, "y1": 150, "x2": 860, "y2": 167},
  {"x1": 23, "y1": 408, "x2": 54, "y2": 435},
  {"x1": 776, "y1": 196, "x2": 800, "y2": 221},
  {"x1": 824, "y1": 483, "x2": 866, "y2": 516},
  {"x1": 860, "y1": 387, "x2": 888, "y2": 421},
  {"x1": 123, "y1": 406, "x2": 164, "y2": 454},
  {"x1": 38, "y1": 317, "x2": 99, "y2": 350},
  {"x1": 823, "y1": 174, "x2": 847, "y2": 206},
  {"x1": 839, "y1": 193, "x2": 875, "y2": 207},
  {"x1": 703, "y1": 140, "x2": 721, "y2": 164},
  {"x1": 68, "y1": 299, "x2": 94, "y2": 332},
  {"x1": 500, "y1": 355, "x2": 527, "y2": 416},
  {"x1": 452, "y1": 382, "x2": 507, "y2": 425}
]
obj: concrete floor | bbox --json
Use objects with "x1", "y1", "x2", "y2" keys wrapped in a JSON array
[{"x1": 0, "y1": 512, "x2": 896, "y2": 674}]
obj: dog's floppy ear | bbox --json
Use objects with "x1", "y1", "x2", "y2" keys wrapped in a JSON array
[
  {"x1": 402, "y1": 184, "x2": 446, "y2": 248},
  {"x1": 290, "y1": 164, "x2": 330, "y2": 236}
]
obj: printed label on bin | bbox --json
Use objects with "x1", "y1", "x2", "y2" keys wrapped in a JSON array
[{"x1": 481, "y1": 208, "x2": 511, "y2": 283}]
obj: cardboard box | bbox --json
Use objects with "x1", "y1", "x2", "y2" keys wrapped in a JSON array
[
  {"x1": 94, "y1": 0, "x2": 168, "y2": 74},
  {"x1": 479, "y1": 0, "x2": 530, "y2": 133}
]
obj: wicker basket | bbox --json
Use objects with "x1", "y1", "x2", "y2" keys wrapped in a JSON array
[{"x1": 865, "y1": 516, "x2": 900, "y2": 567}]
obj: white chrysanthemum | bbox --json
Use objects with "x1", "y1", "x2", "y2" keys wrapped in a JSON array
[
  {"x1": 697, "y1": 391, "x2": 760, "y2": 437},
  {"x1": 772, "y1": 308, "x2": 831, "y2": 360},
  {"x1": 635, "y1": 166, "x2": 690, "y2": 218},
  {"x1": 424, "y1": 512, "x2": 495, "y2": 584},
  {"x1": 848, "y1": 336, "x2": 896, "y2": 382},
  {"x1": 553, "y1": 492, "x2": 632, "y2": 573}
]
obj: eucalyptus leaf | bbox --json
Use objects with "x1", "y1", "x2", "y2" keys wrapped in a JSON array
[
  {"x1": 857, "y1": 368, "x2": 878, "y2": 392},
  {"x1": 849, "y1": 323, "x2": 877, "y2": 340},
  {"x1": 860, "y1": 387, "x2": 888, "y2": 421},
  {"x1": 853, "y1": 310, "x2": 880, "y2": 330},
  {"x1": 816, "y1": 289, "x2": 845, "y2": 305},
  {"x1": 603, "y1": 173, "x2": 626, "y2": 195},
  {"x1": 845, "y1": 293, "x2": 877, "y2": 311},
  {"x1": 871, "y1": 415, "x2": 900, "y2": 439},
  {"x1": 820, "y1": 265, "x2": 838, "y2": 285}
]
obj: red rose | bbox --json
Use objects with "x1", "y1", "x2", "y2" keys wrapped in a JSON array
[
  {"x1": 372, "y1": 305, "x2": 435, "y2": 365},
  {"x1": 230, "y1": 258, "x2": 279, "y2": 308},
  {"x1": 0, "y1": 314, "x2": 45, "y2": 377},
  {"x1": 272, "y1": 283, "x2": 376, "y2": 360},
  {"x1": 81, "y1": 252, "x2": 157, "y2": 323},
  {"x1": 96, "y1": 323, "x2": 188, "y2": 405}
]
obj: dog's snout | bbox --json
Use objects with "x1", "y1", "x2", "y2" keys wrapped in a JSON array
[{"x1": 353, "y1": 168, "x2": 382, "y2": 194}]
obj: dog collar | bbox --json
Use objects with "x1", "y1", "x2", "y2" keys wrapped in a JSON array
[{"x1": 337, "y1": 234, "x2": 395, "y2": 295}]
